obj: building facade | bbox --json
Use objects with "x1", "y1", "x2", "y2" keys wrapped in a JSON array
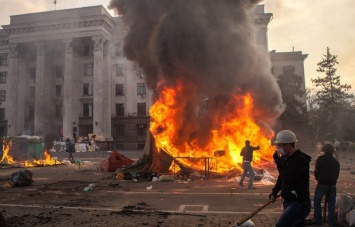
[{"x1": 0, "y1": 5, "x2": 307, "y2": 149}]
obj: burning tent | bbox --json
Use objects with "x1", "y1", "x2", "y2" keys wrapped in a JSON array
[{"x1": 109, "y1": 0, "x2": 284, "y2": 176}]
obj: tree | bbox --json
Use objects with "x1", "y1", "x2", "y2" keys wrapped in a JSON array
[
  {"x1": 276, "y1": 66, "x2": 309, "y2": 134},
  {"x1": 310, "y1": 47, "x2": 353, "y2": 141}
]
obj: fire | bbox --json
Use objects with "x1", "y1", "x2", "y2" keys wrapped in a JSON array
[
  {"x1": 150, "y1": 81, "x2": 275, "y2": 173},
  {"x1": 24, "y1": 150, "x2": 61, "y2": 167},
  {"x1": 1, "y1": 140, "x2": 15, "y2": 164}
]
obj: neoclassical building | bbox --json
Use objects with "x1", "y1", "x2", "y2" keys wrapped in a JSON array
[{"x1": 0, "y1": 5, "x2": 307, "y2": 149}]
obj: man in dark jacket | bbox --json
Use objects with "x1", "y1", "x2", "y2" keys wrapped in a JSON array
[
  {"x1": 313, "y1": 143, "x2": 340, "y2": 227},
  {"x1": 269, "y1": 130, "x2": 311, "y2": 227},
  {"x1": 239, "y1": 140, "x2": 260, "y2": 189}
]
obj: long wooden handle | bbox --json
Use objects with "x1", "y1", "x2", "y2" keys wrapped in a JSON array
[{"x1": 236, "y1": 195, "x2": 280, "y2": 226}]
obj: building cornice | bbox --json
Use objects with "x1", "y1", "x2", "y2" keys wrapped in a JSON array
[{"x1": 2, "y1": 17, "x2": 114, "y2": 36}]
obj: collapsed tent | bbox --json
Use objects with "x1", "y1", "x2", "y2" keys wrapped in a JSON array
[{"x1": 100, "y1": 151, "x2": 135, "y2": 172}]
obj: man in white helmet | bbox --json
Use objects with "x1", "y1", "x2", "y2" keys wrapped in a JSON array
[{"x1": 269, "y1": 130, "x2": 311, "y2": 227}]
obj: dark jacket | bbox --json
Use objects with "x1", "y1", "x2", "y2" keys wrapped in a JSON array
[
  {"x1": 271, "y1": 149, "x2": 311, "y2": 202},
  {"x1": 240, "y1": 145, "x2": 260, "y2": 162},
  {"x1": 314, "y1": 153, "x2": 340, "y2": 185}
]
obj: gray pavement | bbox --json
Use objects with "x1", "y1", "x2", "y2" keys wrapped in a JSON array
[{"x1": 0, "y1": 149, "x2": 354, "y2": 226}]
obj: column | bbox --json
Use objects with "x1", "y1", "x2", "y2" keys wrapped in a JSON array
[
  {"x1": 62, "y1": 39, "x2": 73, "y2": 140},
  {"x1": 92, "y1": 35, "x2": 104, "y2": 140},
  {"x1": 5, "y1": 43, "x2": 19, "y2": 136},
  {"x1": 102, "y1": 41, "x2": 113, "y2": 140},
  {"x1": 34, "y1": 41, "x2": 46, "y2": 135},
  {"x1": 16, "y1": 59, "x2": 27, "y2": 134}
]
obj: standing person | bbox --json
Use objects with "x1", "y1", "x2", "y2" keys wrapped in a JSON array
[
  {"x1": 313, "y1": 144, "x2": 340, "y2": 227},
  {"x1": 269, "y1": 130, "x2": 311, "y2": 227},
  {"x1": 239, "y1": 140, "x2": 260, "y2": 190},
  {"x1": 65, "y1": 138, "x2": 75, "y2": 163}
]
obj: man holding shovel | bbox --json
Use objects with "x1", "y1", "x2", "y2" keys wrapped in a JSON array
[{"x1": 269, "y1": 130, "x2": 311, "y2": 227}]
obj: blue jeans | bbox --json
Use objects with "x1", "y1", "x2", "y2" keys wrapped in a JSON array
[
  {"x1": 240, "y1": 161, "x2": 255, "y2": 188},
  {"x1": 276, "y1": 200, "x2": 311, "y2": 227},
  {"x1": 314, "y1": 184, "x2": 337, "y2": 227}
]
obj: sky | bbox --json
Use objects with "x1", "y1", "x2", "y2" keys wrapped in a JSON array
[{"x1": 0, "y1": 0, "x2": 354, "y2": 92}]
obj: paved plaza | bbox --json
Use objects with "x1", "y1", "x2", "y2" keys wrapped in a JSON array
[{"x1": 0, "y1": 149, "x2": 354, "y2": 226}]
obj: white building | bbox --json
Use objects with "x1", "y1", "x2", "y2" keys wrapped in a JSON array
[{"x1": 0, "y1": 5, "x2": 307, "y2": 149}]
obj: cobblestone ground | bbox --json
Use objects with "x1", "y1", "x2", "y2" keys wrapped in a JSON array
[{"x1": 1, "y1": 206, "x2": 279, "y2": 227}]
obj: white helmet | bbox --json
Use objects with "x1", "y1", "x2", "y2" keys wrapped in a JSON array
[{"x1": 274, "y1": 130, "x2": 297, "y2": 144}]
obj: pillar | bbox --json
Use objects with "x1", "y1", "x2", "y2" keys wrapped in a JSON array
[
  {"x1": 62, "y1": 38, "x2": 74, "y2": 140},
  {"x1": 92, "y1": 35, "x2": 104, "y2": 140},
  {"x1": 34, "y1": 41, "x2": 46, "y2": 135},
  {"x1": 5, "y1": 43, "x2": 19, "y2": 136}
]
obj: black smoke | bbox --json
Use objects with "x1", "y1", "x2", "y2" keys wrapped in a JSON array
[{"x1": 109, "y1": 0, "x2": 284, "y2": 146}]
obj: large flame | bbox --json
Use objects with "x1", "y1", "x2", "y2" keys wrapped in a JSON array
[
  {"x1": 1, "y1": 140, "x2": 15, "y2": 164},
  {"x1": 150, "y1": 81, "x2": 275, "y2": 173}
]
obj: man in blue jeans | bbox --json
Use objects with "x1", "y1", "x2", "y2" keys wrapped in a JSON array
[
  {"x1": 239, "y1": 140, "x2": 260, "y2": 189},
  {"x1": 269, "y1": 130, "x2": 311, "y2": 227},
  {"x1": 313, "y1": 143, "x2": 340, "y2": 227}
]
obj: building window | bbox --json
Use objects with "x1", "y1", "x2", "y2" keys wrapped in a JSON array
[
  {"x1": 55, "y1": 104, "x2": 62, "y2": 118},
  {"x1": 115, "y1": 124, "x2": 125, "y2": 137},
  {"x1": 137, "y1": 83, "x2": 146, "y2": 95},
  {"x1": 115, "y1": 84, "x2": 124, "y2": 96},
  {"x1": 29, "y1": 67, "x2": 36, "y2": 80},
  {"x1": 115, "y1": 103, "x2": 124, "y2": 117},
  {"x1": 83, "y1": 83, "x2": 93, "y2": 96},
  {"x1": 115, "y1": 64, "x2": 124, "y2": 77},
  {"x1": 0, "y1": 72, "x2": 7, "y2": 83},
  {"x1": 84, "y1": 63, "x2": 94, "y2": 76},
  {"x1": 28, "y1": 106, "x2": 34, "y2": 119},
  {"x1": 136, "y1": 124, "x2": 148, "y2": 136},
  {"x1": 83, "y1": 44, "x2": 94, "y2": 56},
  {"x1": 136, "y1": 67, "x2": 144, "y2": 78},
  {"x1": 0, "y1": 55, "x2": 7, "y2": 66},
  {"x1": 55, "y1": 85, "x2": 62, "y2": 96},
  {"x1": 0, "y1": 108, "x2": 5, "y2": 120},
  {"x1": 137, "y1": 102, "x2": 146, "y2": 116},
  {"x1": 0, "y1": 90, "x2": 6, "y2": 101},
  {"x1": 115, "y1": 143, "x2": 124, "y2": 149},
  {"x1": 137, "y1": 144, "x2": 145, "y2": 149},
  {"x1": 282, "y1": 65, "x2": 295, "y2": 74},
  {"x1": 29, "y1": 87, "x2": 35, "y2": 98},
  {"x1": 55, "y1": 66, "x2": 62, "y2": 78},
  {"x1": 83, "y1": 103, "x2": 93, "y2": 117}
]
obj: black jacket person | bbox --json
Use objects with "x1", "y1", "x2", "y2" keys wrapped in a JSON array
[{"x1": 269, "y1": 130, "x2": 311, "y2": 227}]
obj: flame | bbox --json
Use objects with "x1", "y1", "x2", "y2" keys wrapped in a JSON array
[
  {"x1": 150, "y1": 81, "x2": 275, "y2": 173},
  {"x1": 24, "y1": 150, "x2": 61, "y2": 167},
  {"x1": 1, "y1": 140, "x2": 15, "y2": 164}
]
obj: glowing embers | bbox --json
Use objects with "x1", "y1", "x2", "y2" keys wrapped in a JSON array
[{"x1": 149, "y1": 81, "x2": 275, "y2": 173}]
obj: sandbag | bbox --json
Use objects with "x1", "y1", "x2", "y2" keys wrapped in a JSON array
[
  {"x1": 346, "y1": 210, "x2": 355, "y2": 227},
  {"x1": 10, "y1": 170, "x2": 34, "y2": 187},
  {"x1": 337, "y1": 194, "x2": 355, "y2": 223}
]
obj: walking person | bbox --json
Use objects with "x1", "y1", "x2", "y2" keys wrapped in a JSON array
[
  {"x1": 65, "y1": 138, "x2": 75, "y2": 163},
  {"x1": 269, "y1": 130, "x2": 311, "y2": 227},
  {"x1": 239, "y1": 140, "x2": 260, "y2": 190},
  {"x1": 313, "y1": 143, "x2": 340, "y2": 227}
]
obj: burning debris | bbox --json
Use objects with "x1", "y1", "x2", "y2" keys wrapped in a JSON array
[
  {"x1": 1, "y1": 137, "x2": 62, "y2": 168},
  {"x1": 0, "y1": 139, "x2": 15, "y2": 165},
  {"x1": 109, "y1": 0, "x2": 284, "y2": 175}
]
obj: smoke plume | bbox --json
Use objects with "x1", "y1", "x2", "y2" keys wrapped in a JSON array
[{"x1": 109, "y1": 0, "x2": 284, "y2": 144}]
